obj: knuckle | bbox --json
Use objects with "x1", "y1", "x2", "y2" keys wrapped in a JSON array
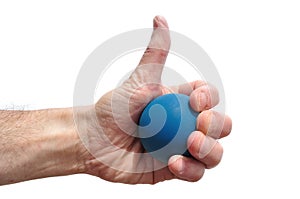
[
  {"x1": 190, "y1": 168, "x2": 205, "y2": 182},
  {"x1": 208, "y1": 142, "x2": 223, "y2": 168}
]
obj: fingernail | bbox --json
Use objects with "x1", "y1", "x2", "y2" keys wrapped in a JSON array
[
  {"x1": 169, "y1": 155, "x2": 184, "y2": 174},
  {"x1": 154, "y1": 15, "x2": 168, "y2": 28},
  {"x1": 177, "y1": 158, "x2": 184, "y2": 175},
  {"x1": 197, "y1": 92, "x2": 207, "y2": 111},
  {"x1": 199, "y1": 136, "x2": 216, "y2": 159},
  {"x1": 206, "y1": 112, "x2": 219, "y2": 137}
]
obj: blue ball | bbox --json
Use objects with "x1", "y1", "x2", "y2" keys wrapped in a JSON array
[{"x1": 138, "y1": 93, "x2": 198, "y2": 163}]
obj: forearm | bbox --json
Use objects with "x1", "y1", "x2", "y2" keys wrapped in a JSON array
[{"x1": 0, "y1": 108, "x2": 84, "y2": 185}]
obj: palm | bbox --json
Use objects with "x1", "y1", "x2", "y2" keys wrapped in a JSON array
[{"x1": 90, "y1": 80, "x2": 175, "y2": 184}]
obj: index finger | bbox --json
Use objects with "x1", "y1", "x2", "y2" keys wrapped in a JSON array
[{"x1": 169, "y1": 80, "x2": 219, "y2": 112}]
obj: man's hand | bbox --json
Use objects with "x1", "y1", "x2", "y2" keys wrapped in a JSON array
[
  {"x1": 75, "y1": 16, "x2": 232, "y2": 184},
  {"x1": 0, "y1": 16, "x2": 231, "y2": 186}
]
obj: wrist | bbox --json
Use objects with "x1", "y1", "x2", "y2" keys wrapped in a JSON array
[
  {"x1": 36, "y1": 108, "x2": 87, "y2": 177},
  {"x1": 0, "y1": 108, "x2": 88, "y2": 185}
]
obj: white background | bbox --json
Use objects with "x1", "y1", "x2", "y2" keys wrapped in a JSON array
[{"x1": 1, "y1": 0, "x2": 300, "y2": 198}]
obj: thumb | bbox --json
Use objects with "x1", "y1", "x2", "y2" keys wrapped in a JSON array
[
  {"x1": 139, "y1": 15, "x2": 170, "y2": 66},
  {"x1": 130, "y1": 16, "x2": 170, "y2": 84}
]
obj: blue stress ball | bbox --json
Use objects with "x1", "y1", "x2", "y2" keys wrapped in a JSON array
[{"x1": 138, "y1": 93, "x2": 198, "y2": 163}]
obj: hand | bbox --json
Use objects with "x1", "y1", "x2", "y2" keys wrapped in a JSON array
[{"x1": 76, "y1": 16, "x2": 232, "y2": 184}]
